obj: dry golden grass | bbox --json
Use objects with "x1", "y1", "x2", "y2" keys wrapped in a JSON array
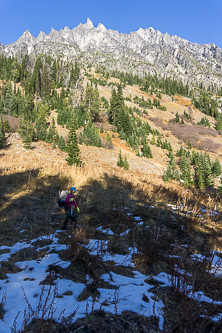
[{"x1": 1, "y1": 132, "x2": 219, "y2": 212}]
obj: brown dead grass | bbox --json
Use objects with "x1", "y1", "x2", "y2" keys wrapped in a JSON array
[{"x1": 1, "y1": 133, "x2": 218, "y2": 215}]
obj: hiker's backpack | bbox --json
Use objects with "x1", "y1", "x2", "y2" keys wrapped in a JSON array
[{"x1": 58, "y1": 190, "x2": 68, "y2": 208}]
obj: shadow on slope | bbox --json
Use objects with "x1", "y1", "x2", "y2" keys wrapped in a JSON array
[{"x1": 0, "y1": 168, "x2": 70, "y2": 245}]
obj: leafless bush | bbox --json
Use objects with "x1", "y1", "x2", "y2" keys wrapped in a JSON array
[
  {"x1": 67, "y1": 228, "x2": 89, "y2": 263},
  {"x1": 149, "y1": 117, "x2": 221, "y2": 152},
  {"x1": 101, "y1": 138, "x2": 114, "y2": 149},
  {"x1": 166, "y1": 249, "x2": 222, "y2": 333},
  {"x1": 3, "y1": 115, "x2": 20, "y2": 132},
  {"x1": 11, "y1": 285, "x2": 58, "y2": 333},
  {"x1": 94, "y1": 122, "x2": 116, "y2": 132},
  {"x1": 105, "y1": 207, "x2": 134, "y2": 235},
  {"x1": 99, "y1": 111, "x2": 109, "y2": 123}
]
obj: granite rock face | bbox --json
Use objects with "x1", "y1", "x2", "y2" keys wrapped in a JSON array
[{"x1": 1, "y1": 18, "x2": 222, "y2": 88}]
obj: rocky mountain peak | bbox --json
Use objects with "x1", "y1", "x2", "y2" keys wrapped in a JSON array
[
  {"x1": 1, "y1": 20, "x2": 222, "y2": 89},
  {"x1": 37, "y1": 31, "x2": 46, "y2": 41},
  {"x1": 85, "y1": 18, "x2": 94, "y2": 29},
  {"x1": 97, "y1": 22, "x2": 107, "y2": 33},
  {"x1": 17, "y1": 30, "x2": 34, "y2": 44}
]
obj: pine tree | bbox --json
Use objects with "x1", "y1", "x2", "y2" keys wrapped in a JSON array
[
  {"x1": 109, "y1": 88, "x2": 118, "y2": 124},
  {"x1": 58, "y1": 135, "x2": 66, "y2": 151},
  {"x1": 188, "y1": 139, "x2": 192, "y2": 149},
  {"x1": 66, "y1": 117, "x2": 83, "y2": 166},
  {"x1": 218, "y1": 177, "x2": 222, "y2": 194},
  {"x1": 117, "y1": 149, "x2": 125, "y2": 167},
  {"x1": 4, "y1": 82, "x2": 12, "y2": 109},
  {"x1": 35, "y1": 104, "x2": 49, "y2": 141},
  {"x1": 157, "y1": 136, "x2": 162, "y2": 147},
  {"x1": 82, "y1": 121, "x2": 101, "y2": 147},
  {"x1": 124, "y1": 155, "x2": 130, "y2": 170},
  {"x1": 211, "y1": 158, "x2": 221, "y2": 178},
  {"x1": 143, "y1": 141, "x2": 153, "y2": 158},
  {"x1": 3, "y1": 119, "x2": 11, "y2": 132},
  {"x1": 170, "y1": 155, "x2": 179, "y2": 180},
  {"x1": 175, "y1": 112, "x2": 180, "y2": 123},
  {"x1": 150, "y1": 135, "x2": 156, "y2": 145},
  {"x1": 18, "y1": 118, "x2": 34, "y2": 149},
  {"x1": 51, "y1": 116, "x2": 57, "y2": 143},
  {"x1": 215, "y1": 117, "x2": 222, "y2": 131},
  {"x1": 23, "y1": 131, "x2": 32, "y2": 149},
  {"x1": 83, "y1": 86, "x2": 100, "y2": 121},
  {"x1": 193, "y1": 153, "x2": 205, "y2": 189},
  {"x1": 163, "y1": 155, "x2": 179, "y2": 182},
  {"x1": 202, "y1": 154, "x2": 214, "y2": 188},
  {"x1": 180, "y1": 155, "x2": 192, "y2": 187},
  {"x1": 191, "y1": 150, "x2": 196, "y2": 165},
  {"x1": 163, "y1": 163, "x2": 173, "y2": 182},
  {"x1": 0, "y1": 116, "x2": 5, "y2": 148},
  {"x1": 177, "y1": 146, "x2": 185, "y2": 157}
]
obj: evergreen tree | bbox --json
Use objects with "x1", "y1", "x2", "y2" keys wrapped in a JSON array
[
  {"x1": 157, "y1": 136, "x2": 162, "y2": 147},
  {"x1": 18, "y1": 118, "x2": 34, "y2": 149},
  {"x1": 4, "y1": 82, "x2": 12, "y2": 109},
  {"x1": 180, "y1": 155, "x2": 192, "y2": 187},
  {"x1": 193, "y1": 153, "x2": 205, "y2": 189},
  {"x1": 58, "y1": 135, "x2": 66, "y2": 151},
  {"x1": 176, "y1": 146, "x2": 185, "y2": 157},
  {"x1": 215, "y1": 117, "x2": 222, "y2": 131},
  {"x1": 202, "y1": 154, "x2": 214, "y2": 188},
  {"x1": 51, "y1": 116, "x2": 57, "y2": 143},
  {"x1": 191, "y1": 150, "x2": 197, "y2": 165},
  {"x1": 163, "y1": 155, "x2": 179, "y2": 182},
  {"x1": 0, "y1": 116, "x2": 5, "y2": 148},
  {"x1": 81, "y1": 121, "x2": 101, "y2": 147},
  {"x1": 150, "y1": 135, "x2": 156, "y2": 145},
  {"x1": 143, "y1": 141, "x2": 153, "y2": 158},
  {"x1": 3, "y1": 119, "x2": 11, "y2": 132},
  {"x1": 124, "y1": 155, "x2": 130, "y2": 170},
  {"x1": 218, "y1": 177, "x2": 222, "y2": 194},
  {"x1": 31, "y1": 56, "x2": 43, "y2": 97},
  {"x1": 109, "y1": 84, "x2": 125, "y2": 129},
  {"x1": 83, "y1": 86, "x2": 100, "y2": 121},
  {"x1": 188, "y1": 139, "x2": 192, "y2": 149},
  {"x1": 70, "y1": 61, "x2": 80, "y2": 87},
  {"x1": 175, "y1": 112, "x2": 180, "y2": 123},
  {"x1": 66, "y1": 117, "x2": 83, "y2": 166},
  {"x1": 117, "y1": 149, "x2": 125, "y2": 167},
  {"x1": 23, "y1": 131, "x2": 32, "y2": 149},
  {"x1": 211, "y1": 158, "x2": 221, "y2": 178},
  {"x1": 35, "y1": 103, "x2": 49, "y2": 141}
]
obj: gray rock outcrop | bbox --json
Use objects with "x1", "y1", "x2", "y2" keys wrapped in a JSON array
[{"x1": 1, "y1": 18, "x2": 222, "y2": 88}]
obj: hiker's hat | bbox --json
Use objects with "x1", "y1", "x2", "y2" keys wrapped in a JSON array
[{"x1": 70, "y1": 186, "x2": 77, "y2": 192}]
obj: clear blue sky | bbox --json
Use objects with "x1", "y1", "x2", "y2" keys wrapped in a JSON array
[{"x1": 0, "y1": 0, "x2": 222, "y2": 47}]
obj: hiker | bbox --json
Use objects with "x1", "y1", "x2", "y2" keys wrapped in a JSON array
[{"x1": 62, "y1": 186, "x2": 80, "y2": 230}]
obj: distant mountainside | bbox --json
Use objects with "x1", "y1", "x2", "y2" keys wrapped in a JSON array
[{"x1": 1, "y1": 18, "x2": 222, "y2": 88}]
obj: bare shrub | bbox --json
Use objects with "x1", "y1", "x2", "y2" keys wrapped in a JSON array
[
  {"x1": 149, "y1": 117, "x2": 221, "y2": 152},
  {"x1": 99, "y1": 111, "x2": 109, "y2": 123},
  {"x1": 165, "y1": 248, "x2": 222, "y2": 333},
  {"x1": 101, "y1": 138, "x2": 114, "y2": 149},
  {"x1": 3, "y1": 115, "x2": 20, "y2": 132},
  {"x1": 94, "y1": 122, "x2": 116, "y2": 132}
]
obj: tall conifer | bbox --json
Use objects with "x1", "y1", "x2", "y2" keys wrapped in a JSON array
[{"x1": 66, "y1": 117, "x2": 83, "y2": 166}]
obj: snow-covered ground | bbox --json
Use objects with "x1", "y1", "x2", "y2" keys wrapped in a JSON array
[
  {"x1": 0, "y1": 225, "x2": 165, "y2": 332},
  {"x1": 0, "y1": 209, "x2": 222, "y2": 332}
]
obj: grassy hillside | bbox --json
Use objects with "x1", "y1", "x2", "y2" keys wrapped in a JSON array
[{"x1": 1, "y1": 68, "x2": 222, "y2": 332}]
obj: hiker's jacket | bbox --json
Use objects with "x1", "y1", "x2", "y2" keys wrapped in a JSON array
[{"x1": 65, "y1": 193, "x2": 78, "y2": 210}]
